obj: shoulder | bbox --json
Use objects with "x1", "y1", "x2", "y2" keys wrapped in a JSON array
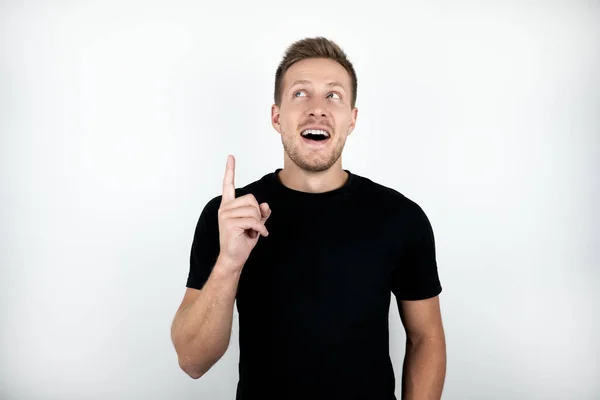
[{"x1": 353, "y1": 173, "x2": 426, "y2": 219}]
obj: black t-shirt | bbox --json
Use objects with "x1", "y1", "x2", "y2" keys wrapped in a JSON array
[{"x1": 187, "y1": 168, "x2": 442, "y2": 400}]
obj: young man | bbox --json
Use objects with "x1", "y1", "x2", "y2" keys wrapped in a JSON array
[{"x1": 171, "y1": 37, "x2": 446, "y2": 400}]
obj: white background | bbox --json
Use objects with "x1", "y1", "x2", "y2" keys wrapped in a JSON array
[{"x1": 1, "y1": 1, "x2": 598, "y2": 399}]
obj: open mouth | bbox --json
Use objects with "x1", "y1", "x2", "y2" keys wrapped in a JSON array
[{"x1": 301, "y1": 129, "x2": 330, "y2": 144}]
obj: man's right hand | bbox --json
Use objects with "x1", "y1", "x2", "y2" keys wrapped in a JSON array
[{"x1": 217, "y1": 155, "x2": 271, "y2": 273}]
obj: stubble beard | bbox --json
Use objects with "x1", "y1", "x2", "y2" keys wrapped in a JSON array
[{"x1": 281, "y1": 133, "x2": 347, "y2": 173}]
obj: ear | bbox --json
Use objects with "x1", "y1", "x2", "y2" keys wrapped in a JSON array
[
  {"x1": 346, "y1": 107, "x2": 358, "y2": 136},
  {"x1": 271, "y1": 104, "x2": 282, "y2": 134}
]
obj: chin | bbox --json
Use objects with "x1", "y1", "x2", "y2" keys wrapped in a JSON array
[
  {"x1": 287, "y1": 149, "x2": 343, "y2": 172},
  {"x1": 297, "y1": 160, "x2": 333, "y2": 173},
  {"x1": 282, "y1": 136, "x2": 346, "y2": 172}
]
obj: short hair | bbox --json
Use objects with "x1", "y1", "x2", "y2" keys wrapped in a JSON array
[{"x1": 274, "y1": 37, "x2": 358, "y2": 108}]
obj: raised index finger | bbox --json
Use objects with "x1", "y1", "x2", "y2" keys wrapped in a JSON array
[{"x1": 221, "y1": 155, "x2": 236, "y2": 205}]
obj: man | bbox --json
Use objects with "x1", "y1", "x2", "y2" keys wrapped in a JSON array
[{"x1": 171, "y1": 37, "x2": 446, "y2": 400}]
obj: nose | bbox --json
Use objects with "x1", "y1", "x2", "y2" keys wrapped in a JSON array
[
  {"x1": 306, "y1": 97, "x2": 328, "y2": 118},
  {"x1": 309, "y1": 109, "x2": 327, "y2": 118}
]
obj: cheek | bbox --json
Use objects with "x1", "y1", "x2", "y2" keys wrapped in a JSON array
[
  {"x1": 332, "y1": 110, "x2": 351, "y2": 128},
  {"x1": 281, "y1": 112, "x2": 301, "y2": 132}
]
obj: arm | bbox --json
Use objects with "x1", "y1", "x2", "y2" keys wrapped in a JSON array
[
  {"x1": 171, "y1": 257, "x2": 241, "y2": 379},
  {"x1": 172, "y1": 155, "x2": 270, "y2": 379},
  {"x1": 398, "y1": 295, "x2": 446, "y2": 400}
]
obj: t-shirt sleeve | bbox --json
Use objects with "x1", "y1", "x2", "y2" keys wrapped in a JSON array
[
  {"x1": 392, "y1": 202, "x2": 442, "y2": 301},
  {"x1": 186, "y1": 196, "x2": 221, "y2": 290}
]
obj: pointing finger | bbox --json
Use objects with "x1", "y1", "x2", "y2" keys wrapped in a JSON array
[{"x1": 221, "y1": 155, "x2": 236, "y2": 205}]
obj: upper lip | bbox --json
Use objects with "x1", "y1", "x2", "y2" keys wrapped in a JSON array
[{"x1": 300, "y1": 125, "x2": 331, "y2": 136}]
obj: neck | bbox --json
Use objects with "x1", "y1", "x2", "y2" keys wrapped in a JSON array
[{"x1": 278, "y1": 157, "x2": 348, "y2": 194}]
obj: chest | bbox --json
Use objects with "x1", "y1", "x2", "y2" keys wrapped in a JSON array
[{"x1": 236, "y1": 205, "x2": 400, "y2": 336}]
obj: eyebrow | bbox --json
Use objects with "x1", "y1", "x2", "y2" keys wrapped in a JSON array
[{"x1": 289, "y1": 80, "x2": 346, "y2": 90}]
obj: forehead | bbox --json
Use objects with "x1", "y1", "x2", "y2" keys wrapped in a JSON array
[{"x1": 283, "y1": 58, "x2": 351, "y2": 89}]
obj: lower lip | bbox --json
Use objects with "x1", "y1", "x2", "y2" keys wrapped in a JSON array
[{"x1": 301, "y1": 136, "x2": 330, "y2": 148}]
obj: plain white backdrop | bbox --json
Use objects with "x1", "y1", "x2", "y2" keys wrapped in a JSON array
[{"x1": 1, "y1": 1, "x2": 598, "y2": 399}]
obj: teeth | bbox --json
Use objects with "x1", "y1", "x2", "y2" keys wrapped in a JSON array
[{"x1": 301, "y1": 129, "x2": 330, "y2": 137}]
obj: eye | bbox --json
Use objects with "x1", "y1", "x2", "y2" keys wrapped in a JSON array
[
  {"x1": 327, "y1": 92, "x2": 341, "y2": 100},
  {"x1": 294, "y1": 90, "x2": 307, "y2": 97}
]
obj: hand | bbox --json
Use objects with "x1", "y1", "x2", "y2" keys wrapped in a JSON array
[{"x1": 217, "y1": 155, "x2": 271, "y2": 272}]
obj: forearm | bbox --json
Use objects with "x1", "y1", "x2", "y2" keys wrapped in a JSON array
[
  {"x1": 401, "y1": 336, "x2": 446, "y2": 400},
  {"x1": 171, "y1": 259, "x2": 241, "y2": 378}
]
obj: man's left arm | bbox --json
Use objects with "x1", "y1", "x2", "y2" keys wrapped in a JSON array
[{"x1": 397, "y1": 295, "x2": 446, "y2": 400}]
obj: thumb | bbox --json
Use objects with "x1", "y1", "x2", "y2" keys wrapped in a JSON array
[{"x1": 260, "y1": 203, "x2": 271, "y2": 222}]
